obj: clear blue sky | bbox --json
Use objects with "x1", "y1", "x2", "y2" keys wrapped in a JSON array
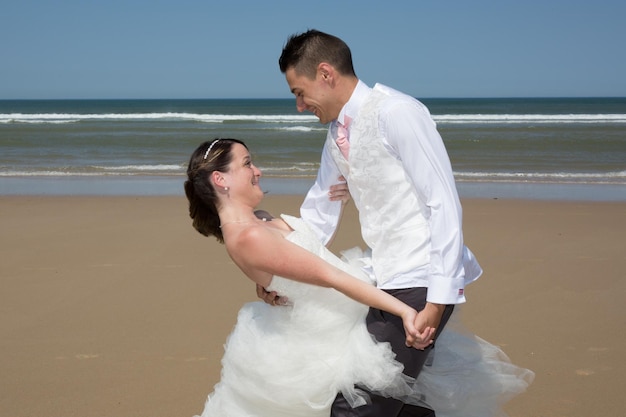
[{"x1": 2, "y1": 0, "x2": 625, "y2": 99}]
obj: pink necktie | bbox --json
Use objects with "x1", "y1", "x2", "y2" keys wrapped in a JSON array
[{"x1": 336, "y1": 116, "x2": 352, "y2": 159}]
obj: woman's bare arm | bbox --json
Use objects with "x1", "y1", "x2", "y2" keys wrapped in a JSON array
[{"x1": 228, "y1": 225, "x2": 435, "y2": 347}]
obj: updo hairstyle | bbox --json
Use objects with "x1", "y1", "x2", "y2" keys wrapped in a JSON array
[{"x1": 184, "y1": 138, "x2": 247, "y2": 242}]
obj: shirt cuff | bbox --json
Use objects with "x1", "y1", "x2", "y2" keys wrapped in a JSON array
[{"x1": 426, "y1": 276, "x2": 466, "y2": 304}]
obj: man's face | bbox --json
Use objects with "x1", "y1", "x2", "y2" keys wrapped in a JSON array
[{"x1": 284, "y1": 67, "x2": 338, "y2": 124}]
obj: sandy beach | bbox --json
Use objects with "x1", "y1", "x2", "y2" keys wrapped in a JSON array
[{"x1": 0, "y1": 195, "x2": 624, "y2": 417}]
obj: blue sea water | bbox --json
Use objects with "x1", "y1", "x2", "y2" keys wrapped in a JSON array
[{"x1": 0, "y1": 97, "x2": 625, "y2": 200}]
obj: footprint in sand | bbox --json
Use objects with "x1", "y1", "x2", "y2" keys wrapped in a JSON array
[
  {"x1": 588, "y1": 347, "x2": 608, "y2": 352},
  {"x1": 75, "y1": 353, "x2": 100, "y2": 359},
  {"x1": 575, "y1": 369, "x2": 595, "y2": 376}
]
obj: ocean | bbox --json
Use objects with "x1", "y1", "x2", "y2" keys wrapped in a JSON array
[{"x1": 1, "y1": 97, "x2": 625, "y2": 200}]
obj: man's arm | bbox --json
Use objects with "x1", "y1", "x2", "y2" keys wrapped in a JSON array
[
  {"x1": 300, "y1": 142, "x2": 345, "y2": 246},
  {"x1": 384, "y1": 99, "x2": 467, "y2": 305}
]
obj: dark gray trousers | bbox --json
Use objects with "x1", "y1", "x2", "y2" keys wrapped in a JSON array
[{"x1": 331, "y1": 287, "x2": 454, "y2": 417}]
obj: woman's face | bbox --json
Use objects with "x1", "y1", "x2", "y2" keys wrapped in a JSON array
[{"x1": 224, "y1": 143, "x2": 264, "y2": 203}]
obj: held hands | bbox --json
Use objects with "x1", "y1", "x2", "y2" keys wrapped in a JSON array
[
  {"x1": 328, "y1": 176, "x2": 350, "y2": 205},
  {"x1": 403, "y1": 302, "x2": 446, "y2": 350},
  {"x1": 402, "y1": 308, "x2": 436, "y2": 350}
]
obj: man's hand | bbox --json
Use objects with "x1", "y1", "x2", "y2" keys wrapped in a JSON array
[
  {"x1": 328, "y1": 176, "x2": 350, "y2": 205},
  {"x1": 410, "y1": 302, "x2": 446, "y2": 348},
  {"x1": 401, "y1": 307, "x2": 436, "y2": 350},
  {"x1": 256, "y1": 284, "x2": 288, "y2": 306}
]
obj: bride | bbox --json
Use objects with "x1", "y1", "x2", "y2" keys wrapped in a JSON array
[{"x1": 184, "y1": 138, "x2": 533, "y2": 417}]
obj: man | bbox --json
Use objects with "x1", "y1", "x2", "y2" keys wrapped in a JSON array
[{"x1": 271, "y1": 29, "x2": 482, "y2": 416}]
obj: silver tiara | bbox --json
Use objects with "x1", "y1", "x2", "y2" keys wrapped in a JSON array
[{"x1": 203, "y1": 139, "x2": 221, "y2": 160}]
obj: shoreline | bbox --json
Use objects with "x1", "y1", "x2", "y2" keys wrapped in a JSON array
[
  {"x1": 1, "y1": 195, "x2": 625, "y2": 417},
  {"x1": 1, "y1": 176, "x2": 625, "y2": 201}
]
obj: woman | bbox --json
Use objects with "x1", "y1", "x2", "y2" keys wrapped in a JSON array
[
  {"x1": 185, "y1": 138, "x2": 434, "y2": 417},
  {"x1": 185, "y1": 139, "x2": 534, "y2": 417}
]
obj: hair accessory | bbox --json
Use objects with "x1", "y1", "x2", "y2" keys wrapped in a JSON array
[{"x1": 203, "y1": 139, "x2": 221, "y2": 160}]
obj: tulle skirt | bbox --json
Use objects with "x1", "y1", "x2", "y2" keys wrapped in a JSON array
[
  {"x1": 194, "y1": 287, "x2": 410, "y2": 416},
  {"x1": 194, "y1": 242, "x2": 534, "y2": 416},
  {"x1": 400, "y1": 311, "x2": 535, "y2": 417}
]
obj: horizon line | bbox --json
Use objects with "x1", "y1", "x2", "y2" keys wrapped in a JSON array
[{"x1": 2, "y1": 95, "x2": 626, "y2": 101}]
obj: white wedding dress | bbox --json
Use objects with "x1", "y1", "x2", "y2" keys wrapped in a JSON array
[{"x1": 194, "y1": 215, "x2": 534, "y2": 417}]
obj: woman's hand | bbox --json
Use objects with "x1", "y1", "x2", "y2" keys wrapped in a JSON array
[
  {"x1": 407, "y1": 302, "x2": 446, "y2": 349},
  {"x1": 409, "y1": 326, "x2": 436, "y2": 350},
  {"x1": 256, "y1": 284, "x2": 289, "y2": 306},
  {"x1": 401, "y1": 308, "x2": 436, "y2": 350}
]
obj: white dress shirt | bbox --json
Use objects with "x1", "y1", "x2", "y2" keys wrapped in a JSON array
[{"x1": 301, "y1": 81, "x2": 481, "y2": 304}]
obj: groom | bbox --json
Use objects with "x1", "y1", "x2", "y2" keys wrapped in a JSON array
[{"x1": 264, "y1": 29, "x2": 483, "y2": 416}]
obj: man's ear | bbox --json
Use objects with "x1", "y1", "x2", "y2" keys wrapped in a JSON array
[{"x1": 318, "y1": 62, "x2": 335, "y2": 85}]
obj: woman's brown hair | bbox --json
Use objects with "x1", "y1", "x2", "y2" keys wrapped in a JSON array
[{"x1": 183, "y1": 138, "x2": 247, "y2": 242}]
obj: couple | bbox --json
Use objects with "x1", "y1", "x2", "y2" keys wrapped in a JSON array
[{"x1": 186, "y1": 30, "x2": 533, "y2": 417}]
